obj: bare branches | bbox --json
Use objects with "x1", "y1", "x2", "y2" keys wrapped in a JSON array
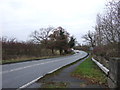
[
  {"x1": 82, "y1": 30, "x2": 96, "y2": 47},
  {"x1": 82, "y1": 0, "x2": 120, "y2": 57},
  {"x1": 30, "y1": 26, "x2": 54, "y2": 43},
  {"x1": 95, "y1": 0, "x2": 120, "y2": 45}
]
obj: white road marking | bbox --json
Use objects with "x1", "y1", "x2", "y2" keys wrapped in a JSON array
[
  {"x1": 18, "y1": 67, "x2": 64, "y2": 89},
  {"x1": 17, "y1": 60, "x2": 70, "y2": 89},
  {"x1": 18, "y1": 67, "x2": 63, "y2": 89},
  {"x1": 18, "y1": 61, "x2": 71, "y2": 89},
  {"x1": 47, "y1": 67, "x2": 62, "y2": 74},
  {"x1": 17, "y1": 54, "x2": 88, "y2": 89},
  {"x1": 17, "y1": 76, "x2": 44, "y2": 90},
  {"x1": 2, "y1": 51, "x2": 88, "y2": 89},
  {"x1": 1, "y1": 59, "x2": 63, "y2": 74},
  {"x1": 1, "y1": 53, "x2": 79, "y2": 74}
]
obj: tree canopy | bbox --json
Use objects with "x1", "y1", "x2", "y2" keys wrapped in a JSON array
[{"x1": 30, "y1": 26, "x2": 76, "y2": 55}]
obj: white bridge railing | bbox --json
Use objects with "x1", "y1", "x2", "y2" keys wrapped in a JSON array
[{"x1": 92, "y1": 57, "x2": 109, "y2": 75}]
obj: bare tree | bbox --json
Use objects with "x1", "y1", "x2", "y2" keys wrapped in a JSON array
[
  {"x1": 82, "y1": 30, "x2": 96, "y2": 48},
  {"x1": 30, "y1": 26, "x2": 54, "y2": 44},
  {"x1": 95, "y1": 0, "x2": 120, "y2": 44},
  {"x1": 93, "y1": 0, "x2": 120, "y2": 57}
]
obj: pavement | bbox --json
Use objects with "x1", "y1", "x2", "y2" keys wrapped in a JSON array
[{"x1": 34, "y1": 56, "x2": 108, "y2": 89}]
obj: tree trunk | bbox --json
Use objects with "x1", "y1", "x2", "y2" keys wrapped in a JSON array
[
  {"x1": 51, "y1": 49, "x2": 54, "y2": 55},
  {"x1": 59, "y1": 49, "x2": 62, "y2": 55}
]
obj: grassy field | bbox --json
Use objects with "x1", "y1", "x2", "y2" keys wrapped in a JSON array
[{"x1": 72, "y1": 56, "x2": 108, "y2": 86}]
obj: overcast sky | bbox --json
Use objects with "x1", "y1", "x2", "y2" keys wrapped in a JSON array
[{"x1": 0, "y1": 0, "x2": 108, "y2": 43}]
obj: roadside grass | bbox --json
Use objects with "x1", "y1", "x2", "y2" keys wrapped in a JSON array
[
  {"x1": 41, "y1": 82, "x2": 67, "y2": 88},
  {"x1": 72, "y1": 56, "x2": 108, "y2": 86},
  {"x1": 38, "y1": 54, "x2": 89, "y2": 83},
  {"x1": 37, "y1": 54, "x2": 89, "y2": 88},
  {"x1": 1, "y1": 53, "x2": 74, "y2": 65},
  {"x1": 1, "y1": 56, "x2": 53, "y2": 64}
]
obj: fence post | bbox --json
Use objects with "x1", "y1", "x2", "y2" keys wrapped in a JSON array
[{"x1": 108, "y1": 58, "x2": 120, "y2": 89}]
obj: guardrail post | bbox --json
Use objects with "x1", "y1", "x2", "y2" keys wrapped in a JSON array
[{"x1": 108, "y1": 58, "x2": 120, "y2": 89}]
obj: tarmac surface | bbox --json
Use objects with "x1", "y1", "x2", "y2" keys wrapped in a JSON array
[
  {"x1": 2, "y1": 51, "x2": 88, "y2": 88},
  {"x1": 28, "y1": 56, "x2": 108, "y2": 89}
]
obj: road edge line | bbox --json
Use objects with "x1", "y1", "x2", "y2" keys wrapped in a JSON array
[
  {"x1": 17, "y1": 76, "x2": 44, "y2": 90},
  {"x1": 18, "y1": 52, "x2": 89, "y2": 89}
]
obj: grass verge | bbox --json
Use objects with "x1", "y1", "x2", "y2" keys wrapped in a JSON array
[
  {"x1": 1, "y1": 53, "x2": 74, "y2": 65},
  {"x1": 41, "y1": 82, "x2": 67, "y2": 88},
  {"x1": 37, "y1": 54, "x2": 89, "y2": 88},
  {"x1": 72, "y1": 56, "x2": 108, "y2": 86}
]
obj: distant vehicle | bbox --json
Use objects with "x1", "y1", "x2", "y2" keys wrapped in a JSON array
[{"x1": 74, "y1": 50, "x2": 80, "y2": 53}]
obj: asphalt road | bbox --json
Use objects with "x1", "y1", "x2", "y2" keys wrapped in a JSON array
[{"x1": 2, "y1": 51, "x2": 88, "y2": 89}]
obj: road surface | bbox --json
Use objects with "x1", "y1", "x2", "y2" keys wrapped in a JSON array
[{"x1": 2, "y1": 51, "x2": 87, "y2": 89}]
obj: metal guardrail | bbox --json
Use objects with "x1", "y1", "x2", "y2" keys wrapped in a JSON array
[{"x1": 92, "y1": 57, "x2": 109, "y2": 75}]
